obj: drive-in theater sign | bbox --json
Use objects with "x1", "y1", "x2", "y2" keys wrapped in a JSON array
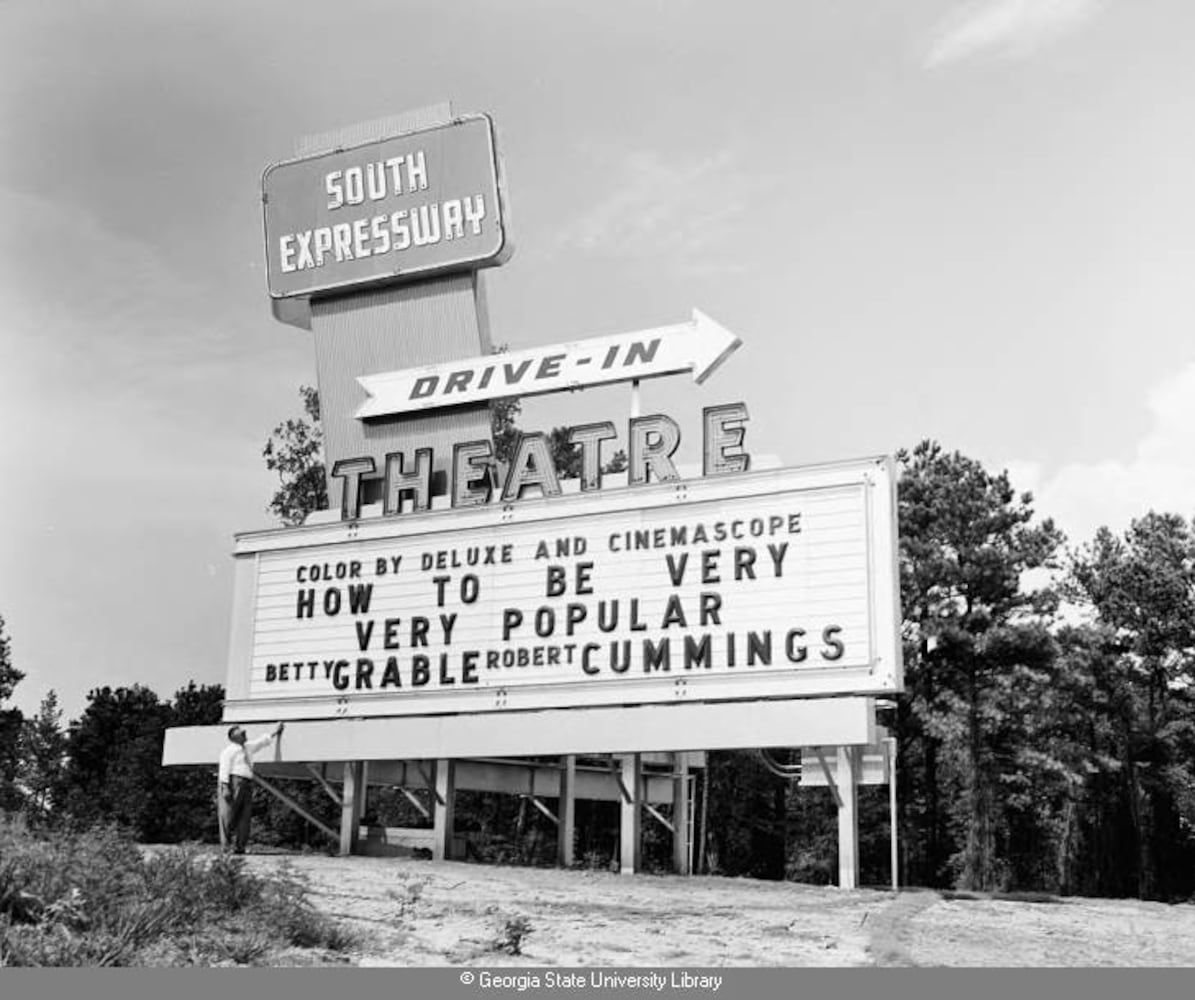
[
  {"x1": 225, "y1": 453, "x2": 899, "y2": 721},
  {"x1": 164, "y1": 106, "x2": 902, "y2": 887}
]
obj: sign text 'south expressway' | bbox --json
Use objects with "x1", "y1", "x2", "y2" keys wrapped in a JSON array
[{"x1": 262, "y1": 115, "x2": 507, "y2": 298}]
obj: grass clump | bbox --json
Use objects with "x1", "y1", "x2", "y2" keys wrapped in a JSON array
[
  {"x1": 0, "y1": 817, "x2": 355, "y2": 966},
  {"x1": 386, "y1": 873, "x2": 427, "y2": 922},
  {"x1": 492, "y1": 915, "x2": 533, "y2": 955}
]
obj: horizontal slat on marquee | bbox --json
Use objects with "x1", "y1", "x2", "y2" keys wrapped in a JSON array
[{"x1": 164, "y1": 697, "x2": 874, "y2": 764}]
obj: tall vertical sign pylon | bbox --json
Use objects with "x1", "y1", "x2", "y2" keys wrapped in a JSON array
[
  {"x1": 261, "y1": 103, "x2": 510, "y2": 854},
  {"x1": 264, "y1": 102, "x2": 510, "y2": 507}
]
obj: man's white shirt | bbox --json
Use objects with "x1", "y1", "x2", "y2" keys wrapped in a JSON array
[{"x1": 218, "y1": 732, "x2": 276, "y2": 786}]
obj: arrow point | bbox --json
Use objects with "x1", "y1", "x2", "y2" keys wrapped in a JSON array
[
  {"x1": 353, "y1": 375, "x2": 379, "y2": 419},
  {"x1": 690, "y1": 309, "x2": 742, "y2": 384}
]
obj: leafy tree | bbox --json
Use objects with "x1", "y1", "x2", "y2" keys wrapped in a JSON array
[
  {"x1": 547, "y1": 426, "x2": 581, "y2": 479},
  {"x1": 704, "y1": 751, "x2": 787, "y2": 879},
  {"x1": 54, "y1": 682, "x2": 229, "y2": 843},
  {"x1": 543, "y1": 427, "x2": 627, "y2": 481},
  {"x1": 491, "y1": 394, "x2": 522, "y2": 468},
  {"x1": 0, "y1": 614, "x2": 25, "y2": 812},
  {"x1": 604, "y1": 448, "x2": 629, "y2": 475},
  {"x1": 264, "y1": 385, "x2": 327, "y2": 525},
  {"x1": 896, "y1": 440, "x2": 1062, "y2": 889},
  {"x1": 56, "y1": 685, "x2": 173, "y2": 839},
  {"x1": 154, "y1": 682, "x2": 226, "y2": 843},
  {"x1": 18, "y1": 690, "x2": 66, "y2": 818}
]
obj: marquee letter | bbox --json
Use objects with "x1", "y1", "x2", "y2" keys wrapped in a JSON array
[
  {"x1": 628, "y1": 414, "x2": 681, "y2": 486},
  {"x1": 331, "y1": 456, "x2": 377, "y2": 521},
  {"x1": 502, "y1": 433, "x2": 562, "y2": 501},
  {"x1": 452, "y1": 440, "x2": 494, "y2": 508},
  {"x1": 569, "y1": 421, "x2": 617, "y2": 493},
  {"x1": 383, "y1": 448, "x2": 433, "y2": 515},
  {"x1": 703, "y1": 402, "x2": 750, "y2": 476}
]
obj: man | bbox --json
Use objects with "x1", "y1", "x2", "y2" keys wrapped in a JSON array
[{"x1": 218, "y1": 722, "x2": 284, "y2": 854}]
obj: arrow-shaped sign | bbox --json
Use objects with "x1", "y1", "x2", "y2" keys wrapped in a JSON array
[{"x1": 355, "y1": 309, "x2": 741, "y2": 419}]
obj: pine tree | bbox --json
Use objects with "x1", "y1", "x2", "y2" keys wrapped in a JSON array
[
  {"x1": 0, "y1": 613, "x2": 26, "y2": 812},
  {"x1": 896, "y1": 441, "x2": 1062, "y2": 889},
  {"x1": 18, "y1": 689, "x2": 66, "y2": 818},
  {"x1": 1067, "y1": 513, "x2": 1195, "y2": 899},
  {"x1": 0, "y1": 613, "x2": 21, "y2": 703}
]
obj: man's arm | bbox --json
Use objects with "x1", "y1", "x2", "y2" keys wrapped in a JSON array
[{"x1": 245, "y1": 723, "x2": 285, "y2": 754}]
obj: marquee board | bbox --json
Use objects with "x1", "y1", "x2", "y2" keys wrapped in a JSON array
[{"x1": 222, "y1": 457, "x2": 901, "y2": 722}]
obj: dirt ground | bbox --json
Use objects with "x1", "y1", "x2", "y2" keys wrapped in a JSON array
[{"x1": 238, "y1": 853, "x2": 1195, "y2": 967}]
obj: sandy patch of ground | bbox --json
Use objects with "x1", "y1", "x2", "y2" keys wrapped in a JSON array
[
  {"x1": 903, "y1": 894, "x2": 1195, "y2": 967},
  {"x1": 236, "y1": 854, "x2": 1195, "y2": 967},
  {"x1": 243, "y1": 855, "x2": 877, "y2": 966}
]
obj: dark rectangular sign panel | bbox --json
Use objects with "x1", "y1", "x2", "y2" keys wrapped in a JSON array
[{"x1": 262, "y1": 114, "x2": 507, "y2": 298}]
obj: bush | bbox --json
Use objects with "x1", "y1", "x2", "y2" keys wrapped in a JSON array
[
  {"x1": 260, "y1": 864, "x2": 356, "y2": 951},
  {"x1": 0, "y1": 818, "x2": 354, "y2": 966}
]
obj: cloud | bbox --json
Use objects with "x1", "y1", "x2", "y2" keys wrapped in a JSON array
[
  {"x1": 924, "y1": 0, "x2": 1104, "y2": 68},
  {"x1": 1007, "y1": 361, "x2": 1195, "y2": 546},
  {"x1": 0, "y1": 185, "x2": 302, "y2": 718},
  {"x1": 556, "y1": 149, "x2": 753, "y2": 277},
  {"x1": 0, "y1": 186, "x2": 283, "y2": 523}
]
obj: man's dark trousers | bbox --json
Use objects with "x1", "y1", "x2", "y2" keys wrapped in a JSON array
[{"x1": 226, "y1": 775, "x2": 254, "y2": 853}]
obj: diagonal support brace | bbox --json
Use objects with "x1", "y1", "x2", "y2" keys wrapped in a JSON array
[
  {"x1": 815, "y1": 749, "x2": 844, "y2": 809},
  {"x1": 253, "y1": 774, "x2": 338, "y2": 842},
  {"x1": 608, "y1": 758, "x2": 633, "y2": 804},
  {"x1": 304, "y1": 763, "x2": 344, "y2": 809},
  {"x1": 416, "y1": 761, "x2": 446, "y2": 806},
  {"x1": 644, "y1": 802, "x2": 675, "y2": 834},
  {"x1": 400, "y1": 786, "x2": 431, "y2": 820},
  {"x1": 523, "y1": 795, "x2": 559, "y2": 826}
]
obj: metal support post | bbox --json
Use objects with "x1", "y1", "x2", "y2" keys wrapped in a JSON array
[
  {"x1": 836, "y1": 746, "x2": 860, "y2": 889},
  {"x1": 618, "y1": 753, "x2": 642, "y2": 875},
  {"x1": 558, "y1": 754, "x2": 576, "y2": 868},
  {"x1": 339, "y1": 761, "x2": 364, "y2": 856},
  {"x1": 432, "y1": 758, "x2": 456, "y2": 861},
  {"x1": 888, "y1": 736, "x2": 898, "y2": 891},
  {"x1": 673, "y1": 752, "x2": 691, "y2": 875}
]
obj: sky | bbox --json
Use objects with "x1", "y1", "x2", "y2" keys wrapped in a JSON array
[{"x1": 2, "y1": 0, "x2": 1194, "y2": 719}]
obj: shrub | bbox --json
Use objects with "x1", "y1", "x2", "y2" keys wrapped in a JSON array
[
  {"x1": 0, "y1": 818, "x2": 354, "y2": 966},
  {"x1": 202, "y1": 853, "x2": 263, "y2": 913},
  {"x1": 257, "y1": 864, "x2": 356, "y2": 952}
]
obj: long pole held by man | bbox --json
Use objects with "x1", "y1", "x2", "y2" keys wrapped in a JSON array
[{"x1": 218, "y1": 723, "x2": 284, "y2": 854}]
